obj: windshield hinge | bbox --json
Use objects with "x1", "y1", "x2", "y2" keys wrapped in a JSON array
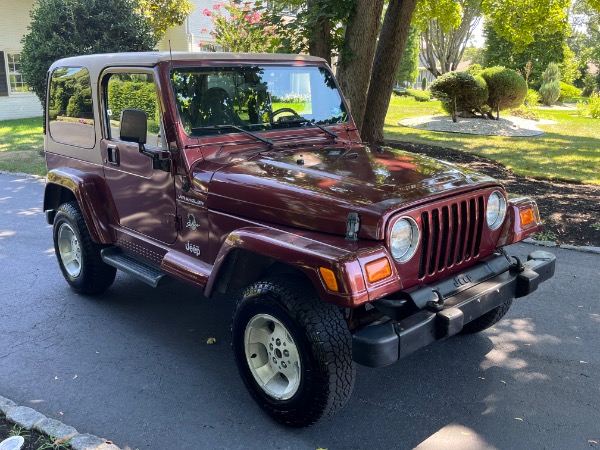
[{"x1": 346, "y1": 212, "x2": 360, "y2": 241}]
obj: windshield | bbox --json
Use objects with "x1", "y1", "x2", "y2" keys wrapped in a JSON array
[{"x1": 171, "y1": 65, "x2": 348, "y2": 136}]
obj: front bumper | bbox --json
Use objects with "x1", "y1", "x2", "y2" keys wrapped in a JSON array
[{"x1": 352, "y1": 250, "x2": 556, "y2": 367}]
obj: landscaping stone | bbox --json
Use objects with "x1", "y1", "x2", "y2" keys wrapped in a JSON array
[
  {"x1": 559, "y1": 244, "x2": 600, "y2": 254},
  {"x1": 33, "y1": 417, "x2": 78, "y2": 440},
  {"x1": 0, "y1": 395, "x2": 16, "y2": 414},
  {"x1": 70, "y1": 433, "x2": 106, "y2": 450},
  {"x1": 5, "y1": 406, "x2": 46, "y2": 428}
]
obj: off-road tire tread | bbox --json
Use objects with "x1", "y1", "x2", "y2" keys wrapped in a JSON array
[
  {"x1": 233, "y1": 274, "x2": 355, "y2": 427},
  {"x1": 460, "y1": 298, "x2": 513, "y2": 334},
  {"x1": 54, "y1": 202, "x2": 116, "y2": 295}
]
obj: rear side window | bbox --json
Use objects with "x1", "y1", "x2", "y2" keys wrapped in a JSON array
[{"x1": 48, "y1": 67, "x2": 95, "y2": 148}]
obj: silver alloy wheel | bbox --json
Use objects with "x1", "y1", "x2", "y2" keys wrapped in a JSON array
[
  {"x1": 244, "y1": 313, "x2": 301, "y2": 400},
  {"x1": 57, "y1": 222, "x2": 82, "y2": 278}
]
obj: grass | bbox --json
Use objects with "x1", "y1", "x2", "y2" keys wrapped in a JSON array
[
  {"x1": 1, "y1": 102, "x2": 599, "y2": 185},
  {"x1": 0, "y1": 117, "x2": 46, "y2": 176},
  {"x1": 384, "y1": 96, "x2": 600, "y2": 185}
]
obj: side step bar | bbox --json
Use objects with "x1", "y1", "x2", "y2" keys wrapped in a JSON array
[{"x1": 101, "y1": 247, "x2": 168, "y2": 288}]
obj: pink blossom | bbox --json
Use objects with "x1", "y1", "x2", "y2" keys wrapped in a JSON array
[
  {"x1": 213, "y1": 3, "x2": 221, "y2": 10},
  {"x1": 203, "y1": 8, "x2": 212, "y2": 16},
  {"x1": 201, "y1": 27, "x2": 208, "y2": 33},
  {"x1": 198, "y1": 42, "x2": 204, "y2": 47}
]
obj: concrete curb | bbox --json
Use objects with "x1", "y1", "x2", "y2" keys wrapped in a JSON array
[
  {"x1": 0, "y1": 394, "x2": 121, "y2": 450},
  {"x1": 523, "y1": 238, "x2": 600, "y2": 254}
]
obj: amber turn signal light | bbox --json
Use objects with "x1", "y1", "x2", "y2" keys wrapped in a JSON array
[
  {"x1": 520, "y1": 208, "x2": 535, "y2": 226},
  {"x1": 365, "y1": 258, "x2": 392, "y2": 284},
  {"x1": 319, "y1": 267, "x2": 339, "y2": 292}
]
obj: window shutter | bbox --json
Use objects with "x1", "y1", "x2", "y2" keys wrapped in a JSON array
[{"x1": 0, "y1": 52, "x2": 8, "y2": 96}]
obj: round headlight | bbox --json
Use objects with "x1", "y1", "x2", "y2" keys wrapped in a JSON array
[
  {"x1": 487, "y1": 191, "x2": 507, "y2": 230},
  {"x1": 390, "y1": 217, "x2": 420, "y2": 263}
]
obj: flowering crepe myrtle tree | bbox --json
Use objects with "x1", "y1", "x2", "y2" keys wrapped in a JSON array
[{"x1": 204, "y1": 1, "x2": 279, "y2": 53}]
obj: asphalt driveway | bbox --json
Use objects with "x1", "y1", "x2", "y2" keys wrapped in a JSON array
[{"x1": 0, "y1": 173, "x2": 598, "y2": 449}]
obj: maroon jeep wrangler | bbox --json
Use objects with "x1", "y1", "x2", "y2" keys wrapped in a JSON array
[{"x1": 43, "y1": 52, "x2": 555, "y2": 427}]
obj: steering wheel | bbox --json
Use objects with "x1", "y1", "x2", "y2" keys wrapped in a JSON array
[{"x1": 270, "y1": 107, "x2": 301, "y2": 122}]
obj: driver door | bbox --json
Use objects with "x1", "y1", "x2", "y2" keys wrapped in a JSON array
[{"x1": 100, "y1": 69, "x2": 177, "y2": 244}]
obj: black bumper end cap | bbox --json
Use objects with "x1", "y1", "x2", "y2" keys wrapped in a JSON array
[
  {"x1": 352, "y1": 323, "x2": 399, "y2": 368},
  {"x1": 436, "y1": 307, "x2": 464, "y2": 338}
]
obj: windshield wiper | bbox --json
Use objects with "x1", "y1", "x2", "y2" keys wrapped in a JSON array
[
  {"x1": 192, "y1": 125, "x2": 274, "y2": 146},
  {"x1": 276, "y1": 117, "x2": 341, "y2": 140}
]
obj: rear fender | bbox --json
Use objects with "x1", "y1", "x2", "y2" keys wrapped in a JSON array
[{"x1": 44, "y1": 168, "x2": 115, "y2": 244}]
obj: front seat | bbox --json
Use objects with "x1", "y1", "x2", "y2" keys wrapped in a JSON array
[{"x1": 199, "y1": 87, "x2": 241, "y2": 127}]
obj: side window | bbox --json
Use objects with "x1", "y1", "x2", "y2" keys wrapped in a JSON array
[
  {"x1": 105, "y1": 73, "x2": 162, "y2": 148},
  {"x1": 48, "y1": 67, "x2": 95, "y2": 148}
]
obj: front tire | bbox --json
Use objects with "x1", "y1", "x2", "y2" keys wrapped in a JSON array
[
  {"x1": 53, "y1": 202, "x2": 116, "y2": 295},
  {"x1": 232, "y1": 275, "x2": 355, "y2": 427}
]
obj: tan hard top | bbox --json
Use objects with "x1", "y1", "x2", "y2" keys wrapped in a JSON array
[{"x1": 50, "y1": 51, "x2": 327, "y2": 76}]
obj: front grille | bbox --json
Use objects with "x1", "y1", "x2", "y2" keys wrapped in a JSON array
[{"x1": 418, "y1": 195, "x2": 485, "y2": 278}]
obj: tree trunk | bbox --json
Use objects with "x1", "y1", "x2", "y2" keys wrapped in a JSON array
[
  {"x1": 336, "y1": 0, "x2": 385, "y2": 131},
  {"x1": 361, "y1": 0, "x2": 419, "y2": 142},
  {"x1": 307, "y1": 0, "x2": 332, "y2": 64}
]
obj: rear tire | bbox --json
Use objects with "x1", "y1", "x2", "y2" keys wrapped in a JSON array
[
  {"x1": 460, "y1": 299, "x2": 513, "y2": 334},
  {"x1": 53, "y1": 202, "x2": 116, "y2": 295},
  {"x1": 232, "y1": 275, "x2": 355, "y2": 427}
]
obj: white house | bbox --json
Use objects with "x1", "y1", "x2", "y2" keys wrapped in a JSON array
[
  {"x1": 0, "y1": 0, "x2": 44, "y2": 121},
  {"x1": 0, "y1": 0, "x2": 296, "y2": 120}
]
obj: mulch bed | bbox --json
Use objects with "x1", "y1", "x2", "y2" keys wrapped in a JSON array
[{"x1": 386, "y1": 140, "x2": 600, "y2": 247}]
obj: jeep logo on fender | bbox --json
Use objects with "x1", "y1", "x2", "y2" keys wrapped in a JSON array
[{"x1": 453, "y1": 274, "x2": 473, "y2": 288}]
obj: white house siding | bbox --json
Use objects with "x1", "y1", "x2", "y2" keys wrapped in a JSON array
[{"x1": 0, "y1": 0, "x2": 43, "y2": 120}]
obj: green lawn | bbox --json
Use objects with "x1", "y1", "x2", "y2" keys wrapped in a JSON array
[
  {"x1": 384, "y1": 96, "x2": 600, "y2": 185},
  {"x1": 1, "y1": 103, "x2": 599, "y2": 185},
  {"x1": 0, "y1": 117, "x2": 45, "y2": 176}
]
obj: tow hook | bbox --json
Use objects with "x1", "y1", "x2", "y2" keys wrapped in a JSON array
[
  {"x1": 500, "y1": 249, "x2": 525, "y2": 274},
  {"x1": 426, "y1": 290, "x2": 445, "y2": 312},
  {"x1": 509, "y1": 256, "x2": 525, "y2": 274}
]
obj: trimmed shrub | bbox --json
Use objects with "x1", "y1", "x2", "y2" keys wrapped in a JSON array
[
  {"x1": 480, "y1": 66, "x2": 527, "y2": 119},
  {"x1": 539, "y1": 63, "x2": 561, "y2": 106},
  {"x1": 467, "y1": 64, "x2": 483, "y2": 76},
  {"x1": 589, "y1": 93, "x2": 600, "y2": 119},
  {"x1": 525, "y1": 89, "x2": 540, "y2": 107},
  {"x1": 431, "y1": 71, "x2": 487, "y2": 122},
  {"x1": 406, "y1": 88, "x2": 430, "y2": 102},
  {"x1": 558, "y1": 82, "x2": 582, "y2": 102}
]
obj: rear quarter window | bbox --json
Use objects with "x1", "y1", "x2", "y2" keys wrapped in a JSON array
[{"x1": 48, "y1": 66, "x2": 95, "y2": 148}]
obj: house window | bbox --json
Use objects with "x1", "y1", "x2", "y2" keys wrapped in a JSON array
[{"x1": 7, "y1": 53, "x2": 28, "y2": 93}]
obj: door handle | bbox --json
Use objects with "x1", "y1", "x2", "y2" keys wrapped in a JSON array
[{"x1": 107, "y1": 145, "x2": 120, "y2": 166}]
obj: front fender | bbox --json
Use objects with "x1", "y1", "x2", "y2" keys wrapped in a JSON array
[
  {"x1": 44, "y1": 168, "x2": 115, "y2": 244},
  {"x1": 205, "y1": 227, "x2": 401, "y2": 308}
]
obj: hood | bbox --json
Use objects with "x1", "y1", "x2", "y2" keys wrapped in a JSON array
[{"x1": 205, "y1": 143, "x2": 498, "y2": 240}]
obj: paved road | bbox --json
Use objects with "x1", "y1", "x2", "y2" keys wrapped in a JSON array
[{"x1": 0, "y1": 173, "x2": 598, "y2": 450}]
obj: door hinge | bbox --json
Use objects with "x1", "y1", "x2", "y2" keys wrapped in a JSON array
[{"x1": 163, "y1": 214, "x2": 183, "y2": 232}]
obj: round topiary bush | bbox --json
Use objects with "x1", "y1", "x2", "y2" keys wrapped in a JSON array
[
  {"x1": 480, "y1": 66, "x2": 527, "y2": 119},
  {"x1": 431, "y1": 71, "x2": 487, "y2": 122}
]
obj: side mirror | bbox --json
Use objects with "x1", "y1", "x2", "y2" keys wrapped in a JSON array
[{"x1": 120, "y1": 109, "x2": 147, "y2": 144}]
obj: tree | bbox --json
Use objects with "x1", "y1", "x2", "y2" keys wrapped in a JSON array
[
  {"x1": 396, "y1": 25, "x2": 420, "y2": 87},
  {"x1": 430, "y1": 71, "x2": 487, "y2": 121},
  {"x1": 21, "y1": 0, "x2": 157, "y2": 105},
  {"x1": 207, "y1": 1, "x2": 279, "y2": 53},
  {"x1": 418, "y1": 0, "x2": 483, "y2": 77},
  {"x1": 539, "y1": 63, "x2": 561, "y2": 105},
  {"x1": 480, "y1": 66, "x2": 527, "y2": 119},
  {"x1": 481, "y1": 0, "x2": 570, "y2": 50},
  {"x1": 483, "y1": 22, "x2": 567, "y2": 89},
  {"x1": 138, "y1": 0, "x2": 194, "y2": 40}
]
